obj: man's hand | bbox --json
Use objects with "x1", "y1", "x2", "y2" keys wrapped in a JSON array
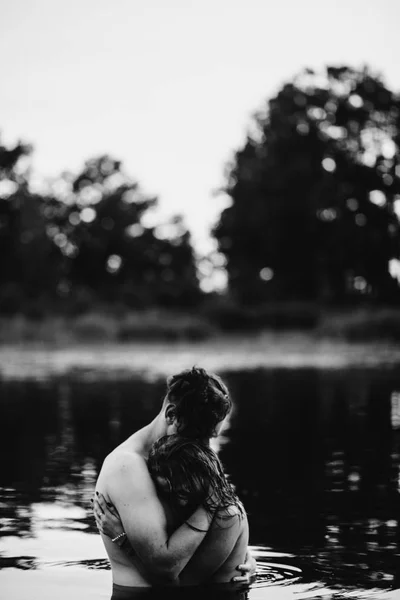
[
  {"x1": 92, "y1": 492, "x2": 124, "y2": 539},
  {"x1": 231, "y1": 548, "x2": 257, "y2": 584}
]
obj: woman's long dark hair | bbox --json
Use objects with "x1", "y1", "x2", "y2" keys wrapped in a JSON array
[{"x1": 147, "y1": 435, "x2": 244, "y2": 521}]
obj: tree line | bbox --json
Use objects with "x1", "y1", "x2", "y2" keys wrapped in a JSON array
[
  {"x1": 0, "y1": 148, "x2": 200, "y2": 315},
  {"x1": 1, "y1": 65, "x2": 399, "y2": 316}
]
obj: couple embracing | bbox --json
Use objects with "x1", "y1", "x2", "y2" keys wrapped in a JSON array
[{"x1": 93, "y1": 367, "x2": 256, "y2": 599}]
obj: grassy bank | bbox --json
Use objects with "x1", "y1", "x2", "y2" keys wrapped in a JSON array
[
  {"x1": 1, "y1": 305, "x2": 400, "y2": 345},
  {"x1": 1, "y1": 306, "x2": 400, "y2": 379},
  {"x1": 0, "y1": 310, "x2": 215, "y2": 345},
  {"x1": 1, "y1": 331, "x2": 400, "y2": 380}
]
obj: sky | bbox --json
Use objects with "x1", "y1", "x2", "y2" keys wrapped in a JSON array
[{"x1": 1, "y1": 0, "x2": 400, "y2": 258}]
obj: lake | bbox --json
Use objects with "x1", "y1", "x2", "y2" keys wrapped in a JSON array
[{"x1": 0, "y1": 363, "x2": 399, "y2": 599}]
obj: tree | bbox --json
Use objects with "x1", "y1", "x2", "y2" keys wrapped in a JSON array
[
  {"x1": 0, "y1": 138, "x2": 64, "y2": 313},
  {"x1": 53, "y1": 155, "x2": 201, "y2": 308},
  {"x1": 213, "y1": 66, "x2": 400, "y2": 305},
  {"x1": 0, "y1": 144, "x2": 201, "y2": 314}
]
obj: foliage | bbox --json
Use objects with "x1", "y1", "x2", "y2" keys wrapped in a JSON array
[
  {"x1": 0, "y1": 140, "x2": 62, "y2": 312},
  {"x1": 0, "y1": 143, "x2": 201, "y2": 314},
  {"x1": 0, "y1": 310, "x2": 215, "y2": 344},
  {"x1": 214, "y1": 66, "x2": 400, "y2": 305},
  {"x1": 203, "y1": 296, "x2": 319, "y2": 331},
  {"x1": 318, "y1": 307, "x2": 400, "y2": 341},
  {"x1": 48, "y1": 155, "x2": 201, "y2": 308}
]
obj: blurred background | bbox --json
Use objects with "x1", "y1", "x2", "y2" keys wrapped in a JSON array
[
  {"x1": 1, "y1": 2, "x2": 400, "y2": 599},
  {"x1": 1, "y1": 0, "x2": 400, "y2": 342}
]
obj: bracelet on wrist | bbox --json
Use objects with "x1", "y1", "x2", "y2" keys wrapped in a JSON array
[{"x1": 112, "y1": 532, "x2": 127, "y2": 544}]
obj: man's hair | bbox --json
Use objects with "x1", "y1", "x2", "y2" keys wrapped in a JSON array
[
  {"x1": 165, "y1": 367, "x2": 232, "y2": 439},
  {"x1": 147, "y1": 434, "x2": 243, "y2": 519}
]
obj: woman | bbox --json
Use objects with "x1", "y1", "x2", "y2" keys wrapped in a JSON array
[{"x1": 95, "y1": 434, "x2": 249, "y2": 590}]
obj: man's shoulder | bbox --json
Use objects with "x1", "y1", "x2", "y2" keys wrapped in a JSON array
[
  {"x1": 100, "y1": 447, "x2": 151, "y2": 503},
  {"x1": 103, "y1": 446, "x2": 146, "y2": 475}
]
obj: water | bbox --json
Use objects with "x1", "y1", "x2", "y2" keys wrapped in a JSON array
[{"x1": 0, "y1": 366, "x2": 399, "y2": 599}]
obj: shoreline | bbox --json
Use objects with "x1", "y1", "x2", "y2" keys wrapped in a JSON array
[{"x1": 1, "y1": 332, "x2": 400, "y2": 380}]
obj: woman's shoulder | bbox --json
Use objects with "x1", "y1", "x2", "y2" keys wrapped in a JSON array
[{"x1": 214, "y1": 500, "x2": 247, "y2": 528}]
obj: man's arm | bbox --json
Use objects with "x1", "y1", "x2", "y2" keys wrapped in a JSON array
[
  {"x1": 93, "y1": 494, "x2": 257, "y2": 584},
  {"x1": 103, "y1": 451, "x2": 214, "y2": 582}
]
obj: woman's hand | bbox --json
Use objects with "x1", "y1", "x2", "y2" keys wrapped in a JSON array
[
  {"x1": 92, "y1": 491, "x2": 124, "y2": 539},
  {"x1": 231, "y1": 548, "x2": 257, "y2": 584}
]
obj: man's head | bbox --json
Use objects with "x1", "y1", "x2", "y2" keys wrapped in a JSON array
[{"x1": 162, "y1": 367, "x2": 232, "y2": 441}]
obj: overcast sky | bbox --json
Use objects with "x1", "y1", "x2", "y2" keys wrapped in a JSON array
[{"x1": 1, "y1": 0, "x2": 399, "y2": 255}]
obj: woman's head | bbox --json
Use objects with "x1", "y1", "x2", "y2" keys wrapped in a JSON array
[
  {"x1": 147, "y1": 434, "x2": 238, "y2": 517},
  {"x1": 163, "y1": 367, "x2": 231, "y2": 440}
]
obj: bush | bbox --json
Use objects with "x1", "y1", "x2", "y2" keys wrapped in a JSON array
[
  {"x1": 0, "y1": 315, "x2": 71, "y2": 343},
  {"x1": 0, "y1": 284, "x2": 25, "y2": 315},
  {"x1": 0, "y1": 310, "x2": 216, "y2": 344},
  {"x1": 318, "y1": 308, "x2": 400, "y2": 341},
  {"x1": 117, "y1": 311, "x2": 215, "y2": 342},
  {"x1": 71, "y1": 313, "x2": 119, "y2": 341},
  {"x1": 203, "y1": 297, "x2": 319, "y2": 332}
]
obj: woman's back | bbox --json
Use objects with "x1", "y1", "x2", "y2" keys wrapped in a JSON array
[
  {"x1": 147, "y1": 435, "x2": 249, "y2": 586},
  {"x1": 209, "y1": 507, "x2": 249, "y2": 583},
  {"x1": 180, "y1": 503, "x2": 249, "y2": 585}
]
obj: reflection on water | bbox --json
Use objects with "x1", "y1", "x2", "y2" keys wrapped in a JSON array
[{"x1": 0, "y1": 366, "x2": 399, "y2": 599}]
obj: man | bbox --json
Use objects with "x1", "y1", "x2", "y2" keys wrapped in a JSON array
[{"x1": 93, "y1": 367, "x2": 255, "y2": 592}]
